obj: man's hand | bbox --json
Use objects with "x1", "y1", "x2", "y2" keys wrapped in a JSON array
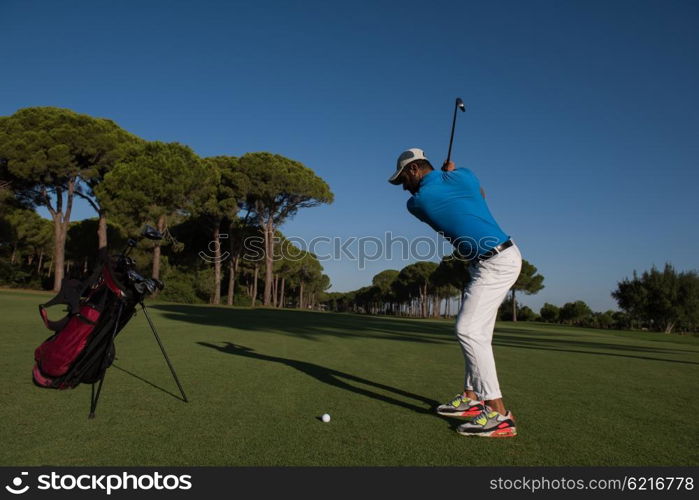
[{"x1": 442, "y1": 161, "x2": 455, "y2": 171}]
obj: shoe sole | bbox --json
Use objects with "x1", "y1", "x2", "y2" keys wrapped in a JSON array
[
  {"x1": 457, "y1": 427, "x2": 517, "y2": 438},
  {"x1": 436, "y1": 409, "x2": 483, "y2": 418}
]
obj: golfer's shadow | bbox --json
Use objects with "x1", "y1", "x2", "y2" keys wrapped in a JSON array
[{"x1": 198, "y1": 341, "x2": 440, "y2": 415}]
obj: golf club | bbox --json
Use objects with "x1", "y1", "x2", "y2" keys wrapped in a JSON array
[{"x1": 446, "y1": 97, "x2": 466, "y2": 164}]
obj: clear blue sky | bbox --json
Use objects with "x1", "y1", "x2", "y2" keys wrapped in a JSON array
[{"x1": 2, "y1": 0, "x2": 698, "y2": 312}]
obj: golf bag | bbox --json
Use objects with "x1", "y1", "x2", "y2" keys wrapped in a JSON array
[
  {"x1": 32, "y1": 227, "x2": 187, "y2": 418},
  {"x1": 32, "y1": 248, "x2": 139, "y2": 389}
]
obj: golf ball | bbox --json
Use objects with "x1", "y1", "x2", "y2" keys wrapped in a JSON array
[{"x1": 321, "y1": 413, "x2": 331, "y2": 423}]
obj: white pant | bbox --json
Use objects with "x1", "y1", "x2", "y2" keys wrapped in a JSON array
[{"x1": 455, "y1": 243, "x2": 522, "y2": 400}]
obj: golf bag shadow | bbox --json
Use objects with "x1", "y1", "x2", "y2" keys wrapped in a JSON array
[{"x1": 33, "y1": 240, "x2": 188, "y2": 418}]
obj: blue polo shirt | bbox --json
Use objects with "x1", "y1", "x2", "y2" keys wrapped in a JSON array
[{"x1": 407, "y1": 168, "x2": 509, "y2": 259}]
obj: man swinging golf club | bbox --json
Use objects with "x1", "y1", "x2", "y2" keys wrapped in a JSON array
[{"x1": 388, "y1": 127, "x2": 522, "y2": 436}]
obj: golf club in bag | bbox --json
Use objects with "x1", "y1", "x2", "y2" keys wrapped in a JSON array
[
  {"x1": 32, "y1": 225, "x2": 188, "y2": 418},
  {"x1": 446, "y1": 97, "x2": 466, "y2": 163}
]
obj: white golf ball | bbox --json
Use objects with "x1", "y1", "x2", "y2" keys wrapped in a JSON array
[{"x1": 321, "y1": 413, "x2": 331, "y2": 423}]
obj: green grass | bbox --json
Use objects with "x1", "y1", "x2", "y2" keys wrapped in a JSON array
[{"x1": 1, "y1": 289, "x2": 698, "y2": 466}]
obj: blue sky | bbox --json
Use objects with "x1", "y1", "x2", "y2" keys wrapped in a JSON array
[{"x1": 1, "y1": 0, "x2": 697, "y2": 312}]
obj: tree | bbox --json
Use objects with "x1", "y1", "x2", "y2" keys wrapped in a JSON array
[
  {"x1": 240, "y1": 152, "x2": 333, "y2": 306},
  {"x1": 559, "y1": 300, "x2": 592, "y2": 326},
  {"x1": 498, "y1": 296, "x2": 538, "y2": 321},
  {"x1": 510, "y1": 259, "x2": 544, "y2": 322},
  {"x1": 431, "y1": 255, "x2": 469, "y2": 316},
  {"x1": 66, "y1": 218, "x2": 127, "y2": 276},
  {"x1": 677, "y1": 272, "x2": 699, "y2": 332},
  {"x1": 540, "y1": 303, "x2": 560, "y2": 323},
  {"x1": 518, "y1": 306, "x2": 538, "y2": 321},
  {"x1": 225, "y1": 216, "x2": 260, "y2": 306},
  {"x1": 372, "y1": 269, "x2": 399, "y2": 314},
  {"x1": 293, "y1": 251, "x2": 325, "y2": 309},
  {"x1": 199, "y1": 156, "x2": 249, "y2": 304},
  {"x1": 593, "y1": 310, "x2": 616, "y2": 329},
  {"x1": 95, "y1": 141, "x2": 207, "y2": 280},
  {"x1": 270, "y1": 232, "x2": 307, "y2": 308},
  {"x1": 613, "y1": 264, "x2": 699, "y2": 333},
  {"x1": 0, "y1": 107, "x2": 136, "y2": 290},
  {"x1": 393, "y1": 262, "x2": 439, "y2": 318}
]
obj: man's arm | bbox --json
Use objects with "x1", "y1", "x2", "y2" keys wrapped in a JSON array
[{"x1": 442, "y1": 161, "x2": 485, "y2": 198}]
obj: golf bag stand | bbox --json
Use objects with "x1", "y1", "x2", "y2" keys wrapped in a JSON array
[
  {"x1": 138, "y1": 301, "x2": 189, "y2": 403},
  {"x1": 87, "y1": 300, "x2": 189, "y2": 419},
  {"x1": 88, "y1": 301, "x2": 124, "y2": 418}
]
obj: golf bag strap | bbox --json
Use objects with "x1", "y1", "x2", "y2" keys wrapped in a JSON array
[
  {"x1": 38, "y1": 306, "x2": 71, "y2": 332},
  {"x1": 38, "y1": 251, "x2": 108, "y2": 332},
  {"x1": 39, "y1": 278, "x2": 83, "y2": 331}
]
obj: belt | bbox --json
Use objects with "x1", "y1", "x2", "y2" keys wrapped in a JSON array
[{"x1": 477, "y1": 239, "x2": 514, "y2": 261}]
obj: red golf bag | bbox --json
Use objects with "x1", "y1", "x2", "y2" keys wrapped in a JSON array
[
  {"x1": 32, "y1": 233, "x2": 187, "y2": 418},
  {"x1": 33, "y1": 249, "x2": 139, "y2": 390}
]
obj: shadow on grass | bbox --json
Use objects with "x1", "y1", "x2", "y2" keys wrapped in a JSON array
[
  {"x1": 152, "y1": 304, "x2": 453, "y2": 345},
  {"x1": 153, "y1": 304, "x2": 699, "y2": 364},
  {"x1": 198, "y1": 341, "x2": 444, "y2": 416},
  {"x1": 493, "y1": 332, "x2": 699, "y2": 365},
  {"x1": 111, "y1": 364, "x2": 186, "y2": 402}
]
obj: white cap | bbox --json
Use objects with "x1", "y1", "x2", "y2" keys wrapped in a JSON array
[{"x1": 388, "y1": 148, "x2": 429, "y2": 184}]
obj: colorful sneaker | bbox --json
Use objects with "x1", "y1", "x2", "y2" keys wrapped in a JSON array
[
  {"x1": 436, "y1": 394, "x2": 486, "y2": 418},
  {"x1": 456, "y1": 408, "x2": 517, "y2": 438}
]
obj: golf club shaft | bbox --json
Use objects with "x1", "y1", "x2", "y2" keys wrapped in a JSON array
[{"x1": 447, "y1": 103, "x2": 459, "y2": 163}]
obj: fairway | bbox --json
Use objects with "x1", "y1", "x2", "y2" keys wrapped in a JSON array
[{"x1": 2, "y1": 289, "x2": 698, "y2": 466}]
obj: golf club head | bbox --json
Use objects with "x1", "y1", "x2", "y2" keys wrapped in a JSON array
[
  {"x1": 456, "y1": 97, "x2": 466, "y2": 112},
  {"x1": 142, "y1": 225, "x2": 164, "y2": 241}
]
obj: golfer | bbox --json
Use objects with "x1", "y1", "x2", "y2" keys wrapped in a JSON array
[{"x1": 389, "y1": 148, "x2": 522, "y2": 437}]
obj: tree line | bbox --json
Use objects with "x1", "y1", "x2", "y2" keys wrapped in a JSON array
[
  {"x1": 323, "y1": 255, "x2": 545, "y2": 321},
  {"x1": 323, "y1": 258, "x2": 697, "y2": 334},
  {"x1": 0, "y1": 107, "x2": 333, "y2": 307}
]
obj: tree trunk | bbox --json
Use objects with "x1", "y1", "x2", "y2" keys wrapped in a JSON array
[
  {"x1": 11, "y1": 243, "x2": 17, "y2": 264},
  {"x1": 664, "y1": 321, "x2": 675, "y2": 334},
  {"x1": 152, "y1": 241, "x2": 161, "y2": 279},
  {"x1": 251, "y1": 265, "x2": 259, "y2": 307},
  {"x1": 37, "y1": 250, "x2": 44, "y2": 274},
  {"x1": 52, "y1": 217, "x2": 67, "y2": 291},
  {"x1": 47, "y1": 258, "x2": 53, "y2": 278},
  {"x1": 212, "y1": 225, "x2": 221, "y2": 305},
  {"x1": 98, "y1": 212, "x2": 108, "y2": 250},
  {"x1": 279, "y1": 277, "x2": 285, "y2": 308},
  {"x1": 152, "y1": 214, "x2": 166, "y2": 280},
  {"x1": 299, "y1": 282, "x2": 304, "y2": 309},
  {"x1": 263, "y1": 221, "x2": 274, "y2": 306},
  {"x1": 424, "y1": 284, "x2": 430, "y2": 317},
  {"x1": 227, "y1": 256, "x2": 238, "y2": 306},
  {"x1": 272, "y1": 274, "x2": 278, "y2": 308},
  {"x1": 49, "y1": 181, "x2": 75, "y2": 291},
  {"x1": 512, "y1": 289, "x2": 517, "y2": 322}
]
